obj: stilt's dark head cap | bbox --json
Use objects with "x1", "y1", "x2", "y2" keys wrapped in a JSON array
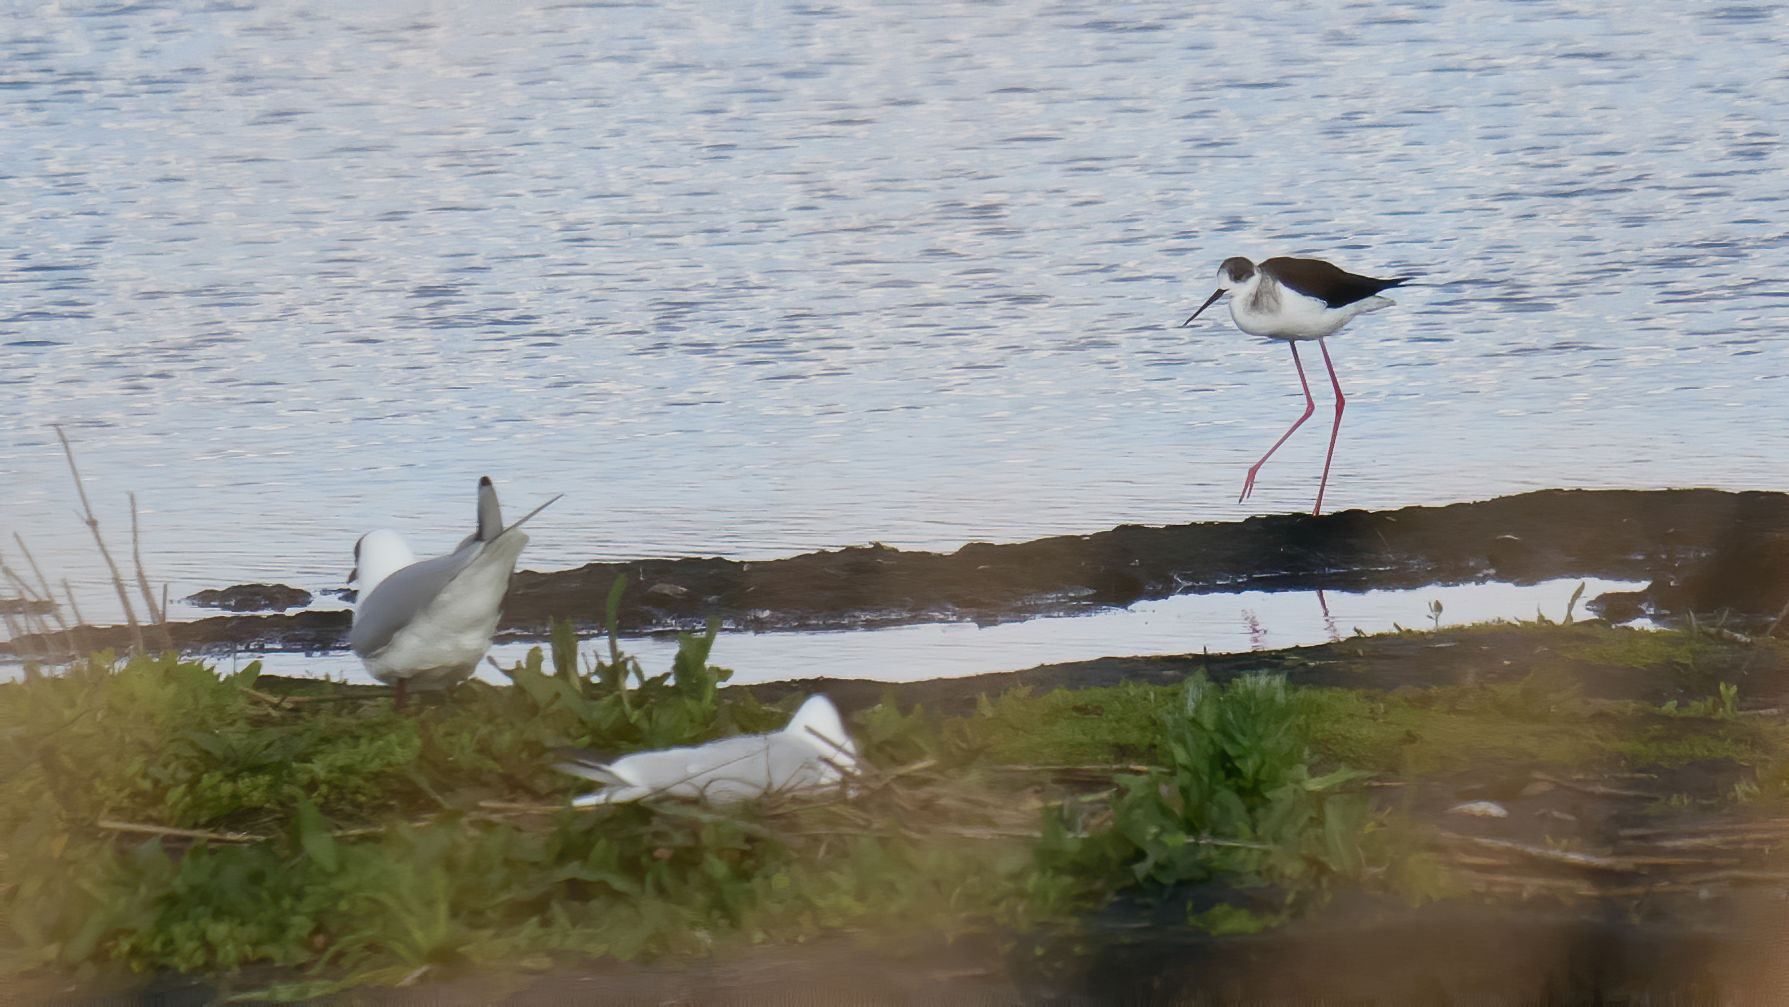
[{"x1": 1219, "y1": 257, "x2": 1257, "y2": 285}]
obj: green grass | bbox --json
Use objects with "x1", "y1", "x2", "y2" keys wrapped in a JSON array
[
  {"x1": 1036, "y1": 673, "x2": 1392, "y2": 930},
  {"x1": 959, "y1": 681, "x2": 1172, "y2": 766},
  {"x1": 1563, "y1": 627, "x2": 1725, "y2": 670},
  {"x1": 0, "y1": 642, "x2": 1393, "y2": 988},
  {"x1": 1297, "y1": 670, "x2": 1784, "y2": 777},
  {"x1": 5, "y1": 615, "x2": 1787, "y2": 991},
  {"x1": 1300, "y1": 687, "x2": 1606, "y2": 776},
  {"x1": 0, "y1": 638, "x2": 1055, "y2": 991}
]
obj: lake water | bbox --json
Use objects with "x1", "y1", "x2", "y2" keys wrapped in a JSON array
[{"x1": 4, "y1": 1, "x2": 1787, "y2": 623}]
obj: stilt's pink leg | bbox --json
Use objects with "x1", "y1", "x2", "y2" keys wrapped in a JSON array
[
  {"x1": 1313, "y1": 338, "x2": 1346, "y2": 516},
  {"x1": 1240, "y1": 342, "x2": 1316, "y2": 503}
]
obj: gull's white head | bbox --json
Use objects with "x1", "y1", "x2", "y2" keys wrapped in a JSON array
[
  {"x1": 348, "y1": 529, "x2": 415, "y2": 597},
  {"x1": 1182, "y1": 256, "x2": 1260, "y2": 326},
  {"x1": 784, "y1": 695, "x2": 859, "y2": 781}
]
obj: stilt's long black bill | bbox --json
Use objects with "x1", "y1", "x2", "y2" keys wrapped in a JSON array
[{"x1": 1182, "y1": 288, "x2": 1224, "y2": 326}]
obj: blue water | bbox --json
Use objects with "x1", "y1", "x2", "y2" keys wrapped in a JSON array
[{"x1": 4, "y1": 1, "x2": 1788, "y2": 620}]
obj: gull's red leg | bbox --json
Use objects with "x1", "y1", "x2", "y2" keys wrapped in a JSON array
[
  {"x1": 1313, "y1": 337, "x2": 1346, "y2": 516},
  {"x1": 1240, "y1": 342, "x2": 1316, "y2": 503}
]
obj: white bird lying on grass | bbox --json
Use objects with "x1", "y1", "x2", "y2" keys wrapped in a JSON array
[
  {"x1": 555, "y1": 694, "x2": 860, "y2": 806},
  {"x1": 348, "y1": 476, "x2": 559, "y2": 708}
]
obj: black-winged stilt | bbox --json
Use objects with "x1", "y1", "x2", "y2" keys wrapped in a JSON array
[{"x1": 1183, "y1": 256, "x2": 1410, "y2": 516}]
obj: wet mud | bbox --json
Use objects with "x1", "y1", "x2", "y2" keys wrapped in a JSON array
[
  {"x1": 747, "y1": 619, "x2": 1789, "y2": 714},
  {"x1": 7, "y1": 488, "x2": 1787, "y2": 660},
  {"x1": 0, "y1": 597, "x2": 55, "y2": 617},
  {"x1": 184, "y1": 583, "x2": 313, "y2": 612}
]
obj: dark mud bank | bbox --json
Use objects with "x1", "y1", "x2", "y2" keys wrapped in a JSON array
[{"x1": 11, "y1": 488, "x2": 1788, "y2": 659}]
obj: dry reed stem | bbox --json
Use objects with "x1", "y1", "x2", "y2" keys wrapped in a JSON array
[
  {"x1": 97, "y1": 818, "x2": 264, "y2": 844},
  {"x1": 1530, "y1": 772, "x2": 1652, "y2": 799},
  {"x1": 1677, "y1": 868, "x2": 1789, "y2": 885},
  {"x1": 0, "y1": 557, "x2": 46, "y2": 611},
  {"x1": 477, "y1": 801, "x2": 566, "y2": 815},
  {"x1": 1703, "y1": 625, "x2": 1755, "y2": 645},
  {"x1": 236, "y1": 686, "x2": 298, "y2": 709},
  {"x1": 1442, "y1": 834, "x2": 1642, "y2": 873},
  {"x1": 0, "y1": 559, "x2": 54, "y2": 661},
  {"x1": 61, "y1": 579, "x2": 87, "y2": 634},
  {"x1": 1646, "y1": 833, "x2": 1789, "y2": 851},
  {"x1": 1450, "y1": 835, "x2": 1753, "y2": 874},
  {"x1": 11, "y1": 536, "x2": 71, "y2": 634},
  {"x1": 96, "y1": 815, "x2": 449, "y2": 846},
  {"x1": 0, "y1": 602, "x2": 27, "y2": 660},
  {"x1": 129, "y1": 492, "x2": 175, "y2": 652},
  {"x1": 1633, "y1": 855, "x2": 1750, "y2": 868},
  {"x1": 1467, "y1": 865, "x2": 1789, "y2": 899},
  {"x1": 60, "y1": 578, "x2": 91, "y2": 655},
  {"x1": 128, "y1": 493, "x2": 164, "y2": 626},
  {"x1": 986, "y1": 763, "x2": 1156, "y2": 775},
  {"x1": 1766, "y1": 597, "x2": 1789, "y2": 639},
  {"x1": 237, "y1": 686, "x2": 394, "y2": 707},
  {"x1": 52, "y1": 423, "x2": 143, "y2": 654},
  {"x1": 1464, "y1": 873, "x2": 1680, "y2": 899},
  {"x1": 7, "y1": 537, "x2": 77, "y2": 660},
  {"x1": 1618, "y1": 818, "x2": 1789, "y2": 839}
]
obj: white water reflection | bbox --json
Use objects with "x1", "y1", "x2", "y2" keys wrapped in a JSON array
[{"x1": 209, "y1": 577, "x2": 1640, "y2": 688}]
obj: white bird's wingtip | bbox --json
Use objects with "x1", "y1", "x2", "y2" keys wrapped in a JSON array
[{"x1": 476, "y1": 476, "x2": 503, "y2": 541}]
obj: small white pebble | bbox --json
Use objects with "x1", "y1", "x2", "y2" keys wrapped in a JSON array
[{"x1": 1448, "y1": 800, "x2": 1510, "y2": 818}]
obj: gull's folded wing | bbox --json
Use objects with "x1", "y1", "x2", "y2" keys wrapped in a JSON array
[{"x1": 347, "y1": 544, "x2": 483, "y2": 657}]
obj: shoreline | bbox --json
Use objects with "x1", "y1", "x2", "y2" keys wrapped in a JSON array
[{"x1": 5, "y1": 487, "x2": 1787, "y2": 661}]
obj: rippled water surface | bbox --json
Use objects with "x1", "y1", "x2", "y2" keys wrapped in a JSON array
[{"x1": 5, "y1": 1, "x2": 1788, "y2": 613}]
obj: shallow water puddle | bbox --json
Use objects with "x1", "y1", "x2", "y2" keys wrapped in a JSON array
[{"x1": 157, "y1": 576, "x2": 1643, "y2": 688}]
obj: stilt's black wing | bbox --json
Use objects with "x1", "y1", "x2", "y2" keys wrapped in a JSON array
[{"x1": 1261, "y1": 257, "x2": 1411, "y2": 309}]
